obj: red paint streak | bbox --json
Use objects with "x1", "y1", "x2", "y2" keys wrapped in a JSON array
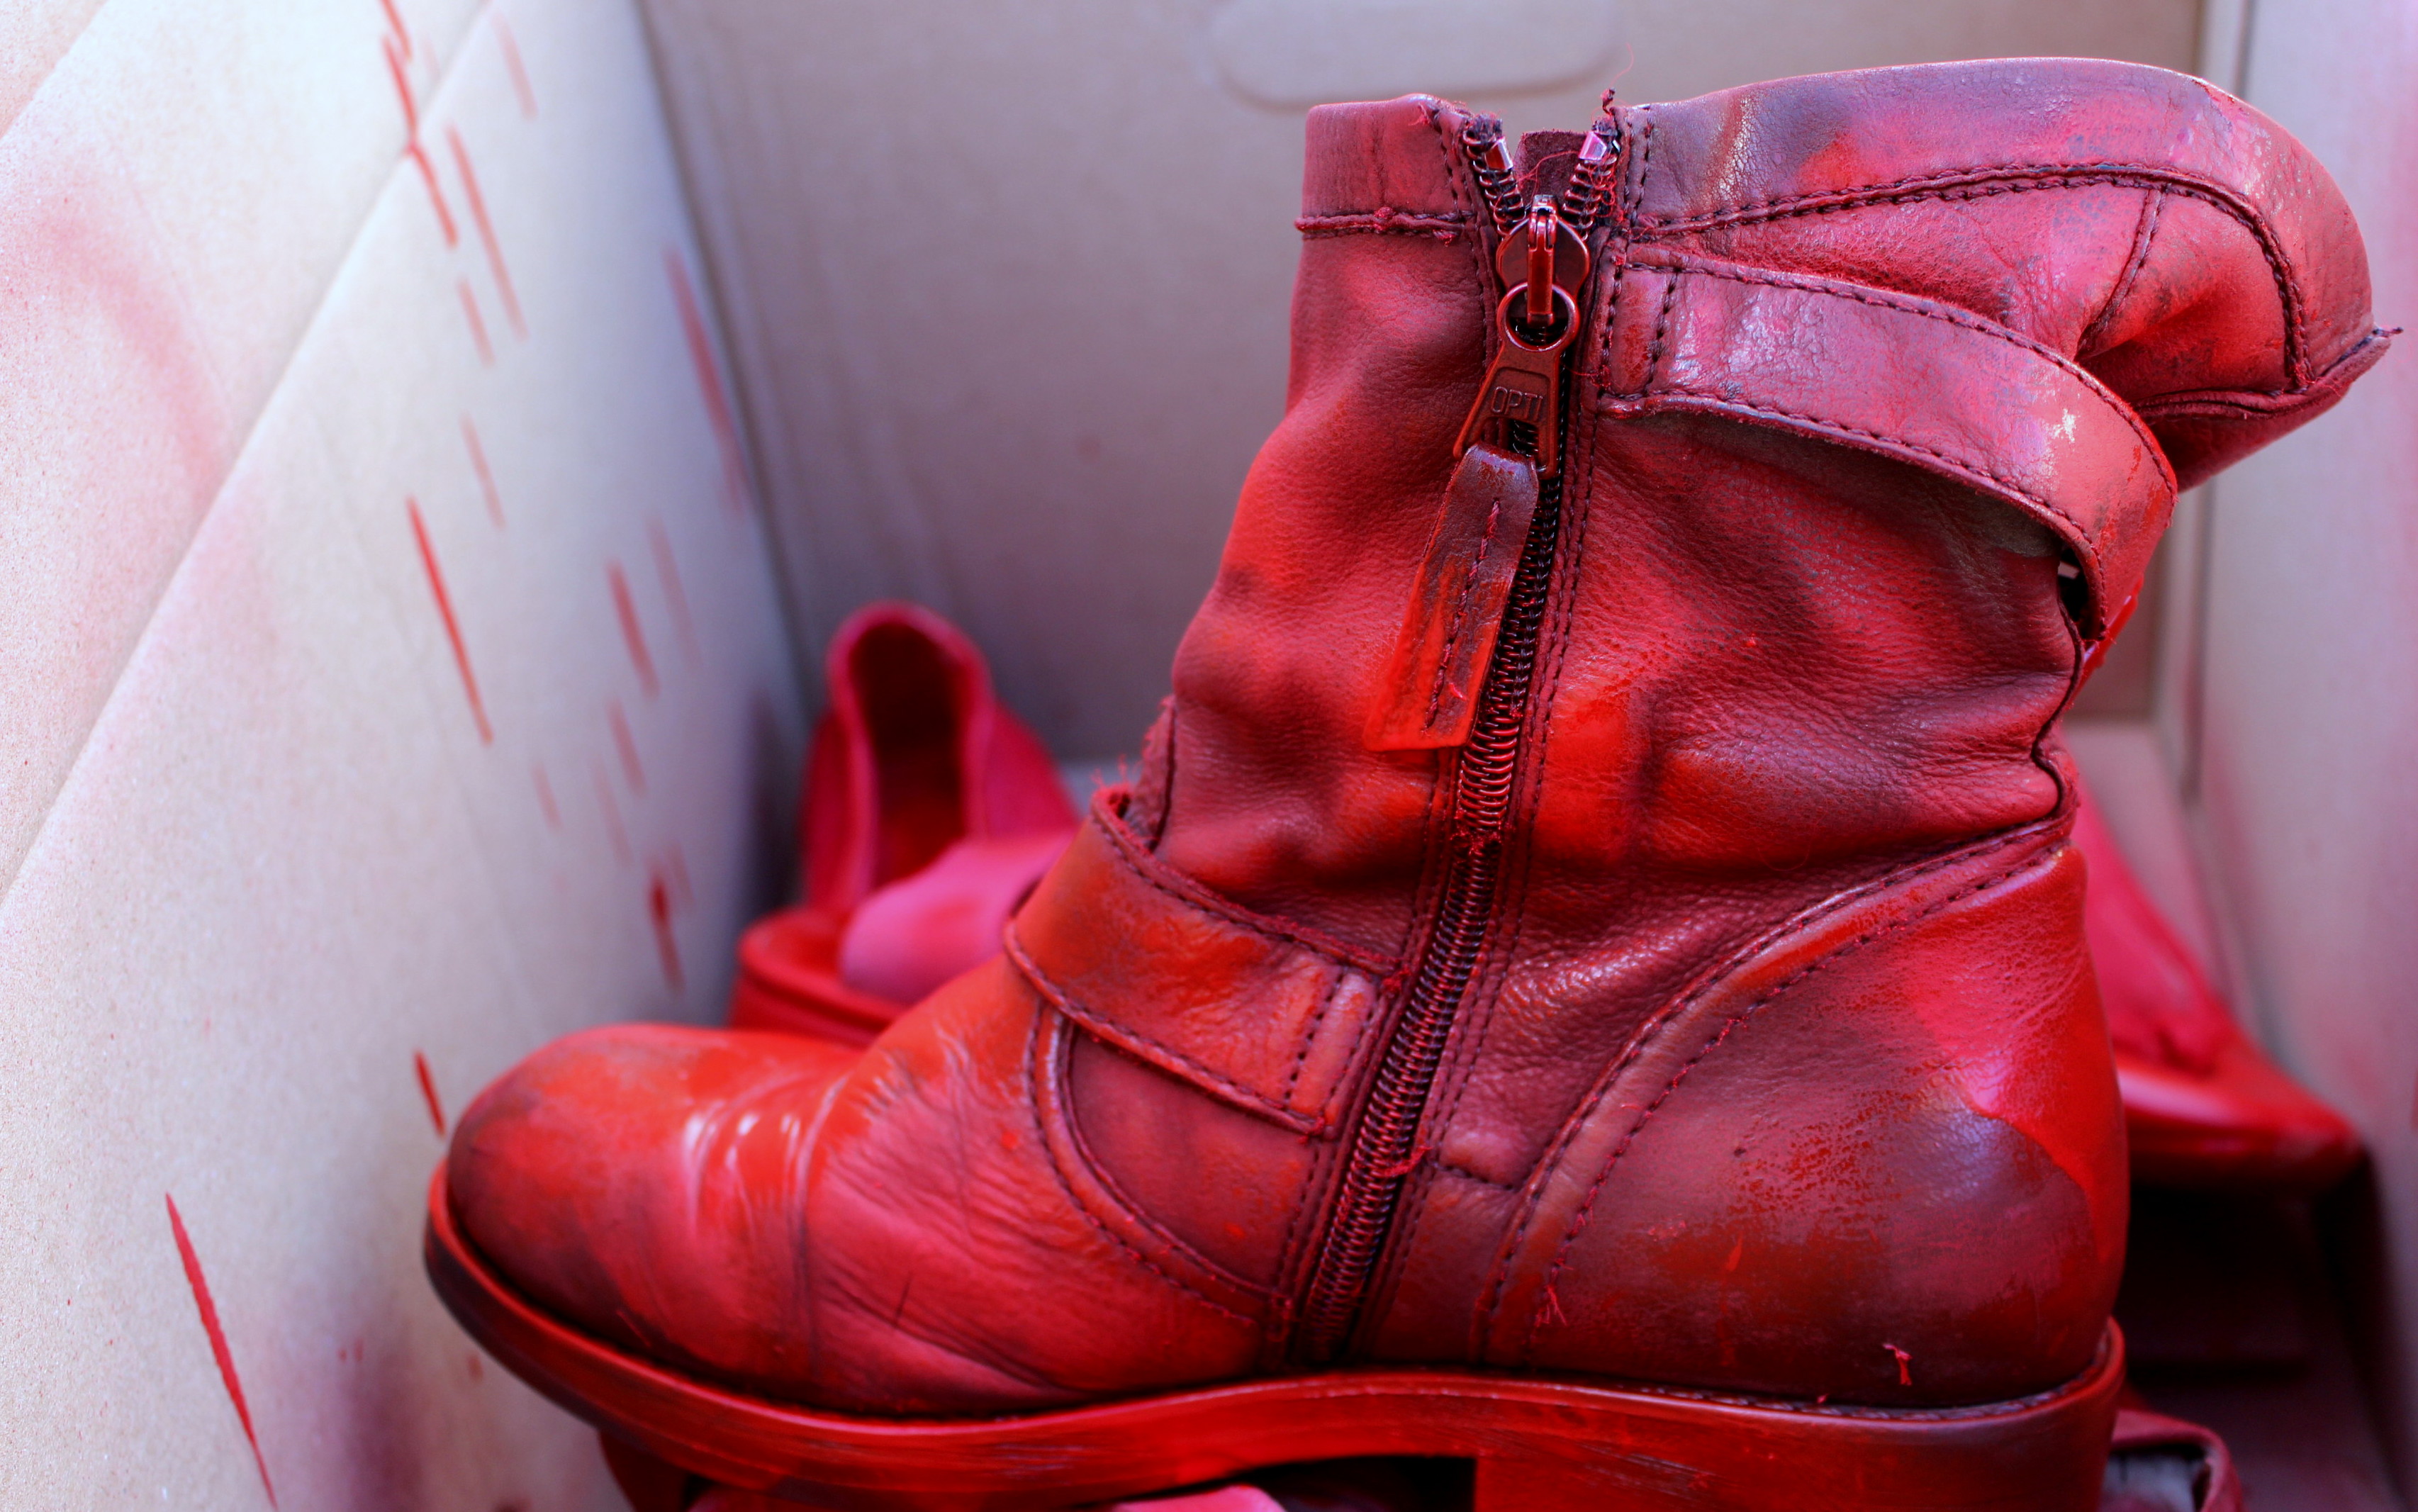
[
  {"x1": 407, "y1": 498, "x2": 493, "y2": 744},
  {"x1": 492, "y1": 13, "x2": 537, "y2": 119},
  {"x1": 649, "y1": 872, "x2": 685, "y2": 992},
  {"x1": 408, "y1": 142, "x2": 457, "y2": 247},
  {"x1": 458, "y1": 279, "x2": 494, "y2": 367},
  {"x1": 378, "y1": 0, "x2": 411, "y2": 58},
  {"x1": 593, "y1": 761, "x2": 632, "y2": 864},
  {"x1": 447, "y1": 128, "x2": 524, "y2": 339},
  {"x1": 532, "y1": 763, "x2": 561, "y2": 830},
  {"x1": 607, "y1": 564, "x2": 660, "y2": 698},
  {"x1": 608, "y1": 699, "x2": 647, "y2": 794},
  {"x1": 383, "y1": 35, "x2": 418, "y2": 135},
  {"x1": 413, "y1": 1051, "x2": 447, "y2": 1135},
  {"x1": 666, "y1": 841, "x2": 694, "y2": 909},
  {"x1": 647, "y1": 521, "x2": 701, "y2": 668},
  {"x1": 167, "y1": 1196, "x2": 277, "y2": 1507},
  {"x1": 664, "y1": 247, "x2": 748, "y2": 510},
  {"x1": 461, "y1": 415, "x2": 503, "y2": 527},
  {"x1": 1885, "y1": 1343, "x2": 1913, "y2": 1387}
]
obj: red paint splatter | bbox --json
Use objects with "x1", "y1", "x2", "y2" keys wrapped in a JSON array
[
  {"x1": 461, "y1": 415, "x2": 503, "y2": 527},
  {"x1": 647, "y1": 521, "x2": 701, "y2": 668},
  {"x1": 664, "y1": 247, "x2": 749, "y2": 510},
  {"x1": 606, "y1": 564, "x2": 659, "y2": 698},
  {"x1": 492, "y1": 13, "x2": 536, "y2": 119},
  {"x1": 447, "y1": 128, "x2": 523, "y2": 339},
  {"x1": 407, "y1": 498, "x2": 493, "y2": 744},
  {"x1": 383, "y1": 35, "x2": 418, "y2": 135},
  {"x1": 378, "y1": 0, "x2": 411, "y2": 59},
  {"x1": 649, "y1": 872, "x2": 684, "y2": 992},
  {"x1": 167, "y1": 1196, "x2": 276, "y2": 1507},
  {"x1": 608, "y1": 699, "x2": 647, "y2": 793},
  {"x1": 413, "y1": 1051, "x2": 447, "y2": 1135},
  {"x1": 458, "y1": 279, "x2": 495, "y2": 367},
  {"x1": 531, "y1": 763, "x2": 561, "y2": 830},
  {"x1": 408, "y1": 142, "x2": 457, "y2": 247},
  {"x1": 1885, "y1": 1343, "x2": 1912, "y2": 1386},
  {"x1": 593, "y1": 761, "x2": 632, "y2": 864},
  {"x1": 466, "y1": 1350, "x2": 485, "y2": 1382}
]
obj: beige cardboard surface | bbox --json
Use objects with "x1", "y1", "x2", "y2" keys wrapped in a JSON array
[
  {"x1": 0, "y1": 0, "x2": 483, "y2": 901},
  {"x1": 2180, "y1": 0, "x2": 2418, "y2": 1483},
  {"x1": 640, "y1": 0, "x2": 2200, "y2": 761},
  {"x1": 0, "y1": 0, "x2": 798, "y2": 1502}
]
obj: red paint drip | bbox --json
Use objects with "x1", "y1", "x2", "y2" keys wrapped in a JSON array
[
  {"x1": 649, "y1": 872, "x2": 684, "y2": 992},
  {"x1": 413, "y1": 1051, "x2": 447, "y2": 1135},
  {"x1": 378, "y1": 0, "x2": 411, "y2": 58},
  {"x1": 647, "y1": 521, "x2": 701, "y2": 668},
  {"x1": 531, "y1": 763, "x2": 561, "y2": 830},
  {"x1": 606, "y1": 563, "x2": 659, "y2": 698},
  {"x1": 408, "y1": 141, "x2": 457, "y2": 247},
  {"x1": 167, "y1": 1196, "x2": 277, "y2": 1507},
  {"x1": 457, "y1": 279, "x2": 494, "y2": 367},
  {"x1": 383, "y1": 35, "x2": 418, "y2": 135},
  {"x1": 593, "y1": 761, "x2": 632, "y2": 864},
  {"x1": 492, "y1": 13, "x2": 537, "y2": 119},
  {"x1": 664, "y1": 247, "x2": 748, "y2": 510},
  {"x1": 461, "y1": 415, "x2": 503, "y2": 527},
  {"x1": 407, "y1": 498, "x2": 493, "y2": 744},
  {"x1": 608, "y1": 699, "x2": 647, "y2": 793},
  {"x1": 447, "y1": 128, "x2": 523, "y2": 338},
  {"x1": 1885, "y1": 1343, "x2": 1912, "y2": 1387}
]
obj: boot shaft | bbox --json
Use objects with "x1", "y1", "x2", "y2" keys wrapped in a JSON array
[{"x1": 1078, "y1": 59, "x2": 2385, "y2": 1393}]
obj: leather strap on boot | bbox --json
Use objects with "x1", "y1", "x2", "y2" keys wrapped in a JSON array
[
  {"x1": 1598, "y1": 248, "x2": 2174, "y2": 634},
  {"x1": 1007, "y1": 791, "x2": 1396, "y2": 1137}
]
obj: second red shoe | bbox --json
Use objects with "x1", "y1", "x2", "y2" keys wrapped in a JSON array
[{"x1": 729, "y1": 601, "x2": 1074, "y2": 1042}]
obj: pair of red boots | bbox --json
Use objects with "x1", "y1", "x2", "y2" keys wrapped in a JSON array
[{"x1": 428, "y1": 57, "x2": 2388, "y2": 1510}]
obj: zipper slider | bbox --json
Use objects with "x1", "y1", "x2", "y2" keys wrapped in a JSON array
[{"x1": 1455, "y1": 198, "x2": 1582, "y2": 479}]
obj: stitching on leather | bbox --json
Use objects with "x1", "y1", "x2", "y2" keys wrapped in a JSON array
[
  {"x1": 1283, "y1": 967, "x2": 1348, "y2": 1108},
  {"x1": 1515, "y1": 848, "x2": 2055, "y2": 1361},
  {"x1": 1473, "y1": 824, "x2": 2052, "y2": 1341},
  {"x1": 1090, "y1": 801, "x2": 1395, "y2": 975},
  {"x1": 1025, "y1": 1009, "x2": 1263, "y2": 1328},
  {"x1": 2078, "y1": 189, "x2": 2166, "y2": 358},
  {"x1": 1633, "y1": 166, "x2": 2306, "y2": 383},
  {"x1": 1004, "y1": 924, "x2": 1321, "y2": 1133},
  {"x1": 1642, "y1": 271, "x2": 1683, "y2": 390},
  {"x1": 1297, "y1": 209, "x2": 1468, "y2": 241},
  {"x1": 1422, "y1": 469, "x2": 1514, "y2": 726},
  {"x1": 1632, "y1": 259, "x2": 2173, "y2": 485}
]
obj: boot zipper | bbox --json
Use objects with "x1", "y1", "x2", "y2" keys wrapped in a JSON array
[{"x1": 1300, "y1": 109, "x2": 1621, "y2": 1360}]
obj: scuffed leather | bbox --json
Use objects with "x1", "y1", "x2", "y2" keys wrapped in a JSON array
[{"x1": 450, "y1": 60, "x2": 2385, "y2": 1418}]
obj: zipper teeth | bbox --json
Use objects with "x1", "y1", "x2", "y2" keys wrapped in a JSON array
[{"x1": 1299, "y1": 474, "x2": 1564, "y2": 1360}]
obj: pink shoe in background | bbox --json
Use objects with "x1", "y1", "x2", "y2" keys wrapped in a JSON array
[
  {"x1": 729, "y1": 602, "x2": 1075, "y2": 1042},
  {"x1": 2075, "y1": 779, "x2": 2362, "y2": 1194}
]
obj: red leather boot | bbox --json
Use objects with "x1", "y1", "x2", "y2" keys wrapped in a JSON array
[
  {"x1": 2070, "y1": 777, "x2": 2363, "y2": 1192},
  {"x1": 728, "y1": 601, "x2": 1074, "y2": 1043},
  {"x1": 430, "y1": 60, "x2": 2386, "y2": 1510}
]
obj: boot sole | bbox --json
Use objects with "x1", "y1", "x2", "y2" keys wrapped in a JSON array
[{"x1": 426, "y1": 1170, "x2": 2121, "y2": 1510}]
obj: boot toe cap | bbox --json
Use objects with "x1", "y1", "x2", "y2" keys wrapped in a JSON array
[{"x1": 447, "y1": 1023, "x2": 858, "y2": 1390}]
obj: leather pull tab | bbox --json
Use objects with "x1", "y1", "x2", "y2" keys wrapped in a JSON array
[{"x1": 1365, "y1": 444, "x2": 1540, "y2": 751}]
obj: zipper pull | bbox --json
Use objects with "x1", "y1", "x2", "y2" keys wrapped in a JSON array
[{"x1": 1365, "y1": 443, "x2": 1540, "y2": 750}]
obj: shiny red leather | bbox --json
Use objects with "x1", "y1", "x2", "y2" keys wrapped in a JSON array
[
  {"x1": 727, "y1": 601, "x2": 1073, "y2": 1041},
  {"x1": 441, "y1": 57, "x2": 2386, "y2": 1494},
  {"x1": 2072, "y1": 779, "x2": 2363, "y2": 1193}
]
